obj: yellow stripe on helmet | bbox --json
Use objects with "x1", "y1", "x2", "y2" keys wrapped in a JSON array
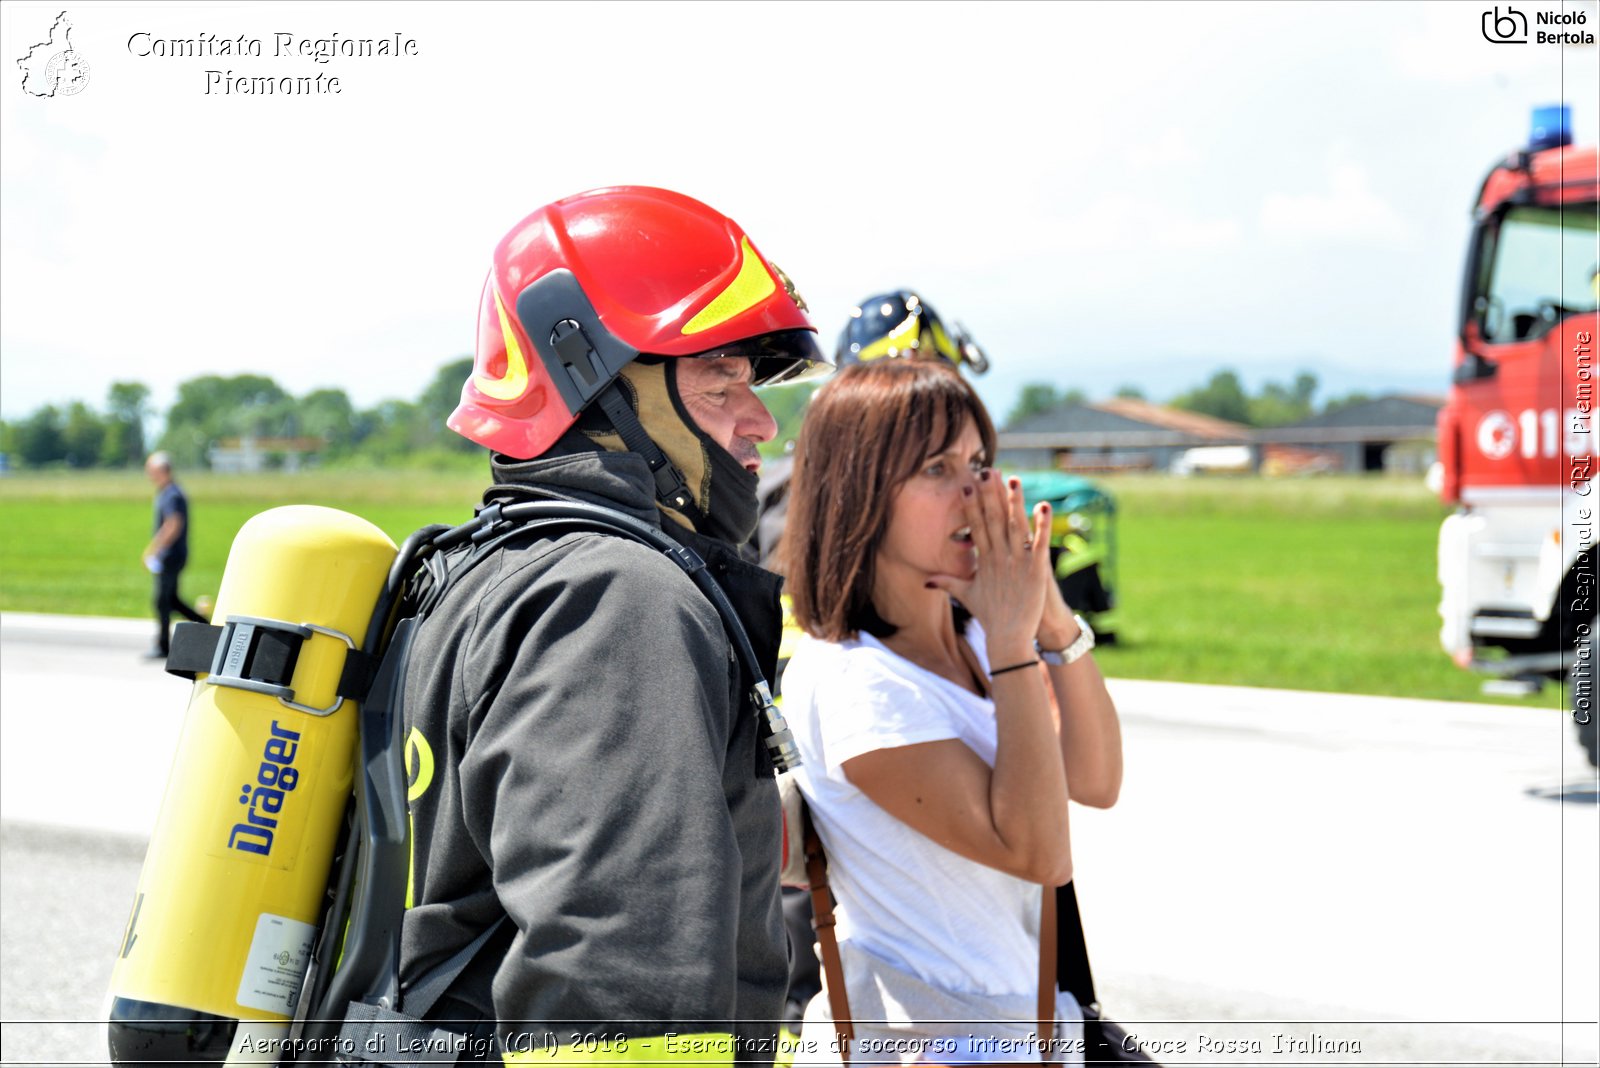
[
  {"x1": 476, "y1": 290, "x2": 532, "y2": 401},
  {"x1": 851, "y1": 311, "x2": 921, "y2": 362},
  {"x1": 681, "y1": 237, "x2": 777, "y2": 336},
  {"x1": 927, "y1": 320, "x2": 962, "y2": 363}
]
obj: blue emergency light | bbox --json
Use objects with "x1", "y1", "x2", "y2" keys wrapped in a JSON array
[{"x1": 1529, "y1": 104, "x2": 1572, "y2": 152}]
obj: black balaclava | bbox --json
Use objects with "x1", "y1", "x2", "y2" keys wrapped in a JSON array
[{"x1": 580, "y1": 360, "x2": 761, "y2": 547}]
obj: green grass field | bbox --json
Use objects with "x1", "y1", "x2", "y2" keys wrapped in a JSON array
[
  {"x1": 0, "y1": 469, "x2": 1556, "y2": 707},
  {"x1": 0, "y1": 470, "x2": 486, "y2": 623},
  {"x1": 1083, "y1": 475, "x2": 1546, "y2": 704}
]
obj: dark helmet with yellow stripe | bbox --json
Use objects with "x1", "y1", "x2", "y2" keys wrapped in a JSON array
[
  {"x1": 835, "y1": 290, "x2": 989, "y2": 374},
  {"x1": 450, "y1": 186, "x2": 828, "y2": 460}
]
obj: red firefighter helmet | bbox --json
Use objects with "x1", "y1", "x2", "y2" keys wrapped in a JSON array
[{"x1": 450, "y1": 186, "x2": 827, "y2": 459}]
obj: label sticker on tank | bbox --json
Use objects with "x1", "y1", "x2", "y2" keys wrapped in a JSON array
[{"x1": 237, "y1": 913, "x2": 316, "y2": 1016}]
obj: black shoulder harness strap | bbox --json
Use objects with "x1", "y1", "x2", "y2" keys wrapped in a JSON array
[{"x1": 285, "y1": 496, "x2": 798, "y2": 1062}]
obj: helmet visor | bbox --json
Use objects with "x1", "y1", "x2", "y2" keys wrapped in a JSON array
[{"x1": 688, "y1": 328, "x2": 833, "y2": 386}]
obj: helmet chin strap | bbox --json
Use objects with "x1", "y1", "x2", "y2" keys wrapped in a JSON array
[{"x1": 593, "y1": 380, "x2": 709, "y2": 530}]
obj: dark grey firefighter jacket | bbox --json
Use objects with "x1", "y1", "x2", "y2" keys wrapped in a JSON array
[{"x1": 397, "y1": 446, "x2": 788, "y2": 1058}]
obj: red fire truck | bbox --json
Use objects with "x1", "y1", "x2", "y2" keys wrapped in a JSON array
[{"x1": 1435, "y1": 105, "x2": 1599, "y2": 765}]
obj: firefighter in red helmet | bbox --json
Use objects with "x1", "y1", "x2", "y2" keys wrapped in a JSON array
[{"x1": 398, "y1": 187, "x2": 828, "y2": 1063}]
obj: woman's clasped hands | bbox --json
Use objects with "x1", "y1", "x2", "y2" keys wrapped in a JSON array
[{"x1": 926, "y1": 468, "x2": 1067, "y2": 662}]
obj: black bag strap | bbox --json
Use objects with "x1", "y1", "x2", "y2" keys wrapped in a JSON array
[
  {"x1": 330, "y1": 915, "x2": 510, "y2": 1066},
  {"x1": 401, "y1": 916, "x2": 509, "y2": 1020},
  {"x1": 1055, "y1": 880, "x2": 1099, "y2": 1011},
  {"x1": 334, "y1": 1003, "x2": 473, "y2": 1067}
]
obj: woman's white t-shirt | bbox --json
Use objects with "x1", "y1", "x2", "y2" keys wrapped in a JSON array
[{"x1": 783, "y1": 620, "x2": 1043, "y2": 997}]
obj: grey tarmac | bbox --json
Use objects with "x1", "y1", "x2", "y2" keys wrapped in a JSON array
[{"x1": 1, "y1": 613, "x2": 1595, "y2": 1066}]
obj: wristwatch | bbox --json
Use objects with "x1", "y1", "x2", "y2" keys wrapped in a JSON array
[{"x1": 1038, "y1": 615, "x2": 1095, "y2": 666}]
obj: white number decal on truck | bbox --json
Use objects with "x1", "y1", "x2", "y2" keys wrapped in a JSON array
[{"x1": 1477, "y1": 408, "x2": 1598, "y2": 460}]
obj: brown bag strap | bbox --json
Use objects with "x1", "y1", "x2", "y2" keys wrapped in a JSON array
[
  {"x1": 1038, "y1": 886, "x2": 1057, "y2": 1050},
  {"x1": 803, "y1": 805, "x2": 1061, "y2": 1063},
  {"x1": 803, "y1": 804, "x2": 854, "y2": 1064}
]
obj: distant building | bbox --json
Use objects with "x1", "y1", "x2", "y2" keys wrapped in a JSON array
[
  {"x1": 998, "y1": 398, "x2": 1253, "y2": 473},
  {"x1": 1257, "y1": 395, "x2": 1442, "y2": 474},
  {"x1": 207, "y1": 436, "x2": 324, "y2": 473},
  {"x1": 998, "y1": 394, "x2": 1442, "y2": 476}
]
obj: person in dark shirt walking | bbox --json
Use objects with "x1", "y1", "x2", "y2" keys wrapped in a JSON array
[{"x1": 142, "y1": 451, "x2": 206, "y2": 659}]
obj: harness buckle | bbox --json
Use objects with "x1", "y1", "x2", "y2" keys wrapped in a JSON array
[{"x1": 206, "y1": 615, "x2": 357, "y2": 717}]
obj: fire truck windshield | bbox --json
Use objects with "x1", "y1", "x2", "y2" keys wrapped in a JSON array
[{"x1": 1475, "y1": 204, "x2": 1600, "y2": 343}]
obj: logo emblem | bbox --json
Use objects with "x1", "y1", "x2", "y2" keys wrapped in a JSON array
[
  {"x1": 1477, "y1": 410, "x2": 1516, "y2": 460},
  {"x1": 228, "y1": 720, "x2": 303, "y2": 858},
  {"x1": 17, "y1": 11, "x2": 90, "y2": 97},
  {"x1": 772, "y1": 263, "x2": 808, "y2": 313},
  {"x1": 1482, "y1": 6, "x2": 1529, "y2": 43},
  {"x1": 405, "y1": 727, "x2": 435, "y2": 802}
]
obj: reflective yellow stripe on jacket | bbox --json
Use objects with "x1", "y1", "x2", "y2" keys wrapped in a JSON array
[
  {"x1": 774, "y1": 593, "x2": 803, "y2": 708},
  {"x1": 773, "y1": 1026, "x2": 801, "y2": 1068},
  {"x1": 503, "y1": 1032, "x2": 734, "y2": 1066}
]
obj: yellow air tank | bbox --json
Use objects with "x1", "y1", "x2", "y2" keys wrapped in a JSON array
[{"x1": 108, "y1": 506, "x2": 397, "y2": 1066}]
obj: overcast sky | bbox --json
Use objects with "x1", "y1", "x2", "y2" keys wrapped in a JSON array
[{"x1": 2, "y1": 0, "x2": 1598, "y2": 426}]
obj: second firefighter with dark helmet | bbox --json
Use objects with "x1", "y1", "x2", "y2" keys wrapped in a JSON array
[
  {"x1": 757, "y1": 291, "x2": 989, "y2": 567},
  {"x1": 836, "y1": 290, "x2": 990, "y2": 374}
]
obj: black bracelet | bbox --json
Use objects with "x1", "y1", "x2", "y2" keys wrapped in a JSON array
[{"x1": 989, "y1": 659, "x2": 1040, "y2": 678}]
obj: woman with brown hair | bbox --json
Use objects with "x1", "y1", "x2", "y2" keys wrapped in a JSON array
[{"x1": 780, "y1": 359, "x2": 1123, "y2": 1064}]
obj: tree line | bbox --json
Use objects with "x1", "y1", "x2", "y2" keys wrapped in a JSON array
[
  {"x1": 1, "y1": 360, "x2": 1376, "y2": 471},
  {"x1": 1003, "y1": 370, "x2": 1372, "y2": 429},
  {"x1": 0, "y1": 359, "x2": 476, "y2": 470}
]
